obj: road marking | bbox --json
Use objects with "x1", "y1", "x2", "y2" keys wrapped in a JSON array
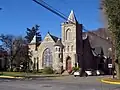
[{"x1": 101, "y1": 78, "x2": 120, "y2": 85}]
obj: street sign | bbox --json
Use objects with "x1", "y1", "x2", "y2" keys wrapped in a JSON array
[{"x1": 108, "y1": 64, "x2": 112, "y2": 68}]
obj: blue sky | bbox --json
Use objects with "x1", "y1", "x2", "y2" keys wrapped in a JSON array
[{"x1": 0, "y1": 0, "x2": 103, "y2": 38}]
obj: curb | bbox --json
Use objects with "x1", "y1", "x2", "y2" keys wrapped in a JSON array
[
  {"x1": 101, "y1": 78, "x2": 120, "y2": 85},
  {"x1": 0, "y1": 76, "x2": 24, "y2": 79}
]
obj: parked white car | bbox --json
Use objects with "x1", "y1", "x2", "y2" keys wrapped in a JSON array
[
  {"x1": 73, "y1": 71, "x2": 80, "y2": 77},
  {"x1": 96, "y1": 70, "x2": 100, "y2": 75},
  {"x1": 85, "y1": 71, "x2": 92, "y2": 76}
]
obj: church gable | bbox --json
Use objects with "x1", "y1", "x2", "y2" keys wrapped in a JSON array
[{"x1": 42, "y1": 32, "x2": 58, "y2": 43}]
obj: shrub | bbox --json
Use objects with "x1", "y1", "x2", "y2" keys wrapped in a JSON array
[
  {"x1": 38, "y1": 69, "x2": 44, "y2": 73},
  {"x1": 7, "y1": 68, "x2": 11, "y2": 72},
  {"x1": 32, "y1": 70, "x2": 37, "y2": 74},
  {"x1": 13, "y1": 68, "x2": 17, "y2": 72},
  {"x1": 72, "y1": 67, "x2": 80, "y2": 72},
  {"x1": 42, "y1": 67, "x2": 54, "y2": 74}
]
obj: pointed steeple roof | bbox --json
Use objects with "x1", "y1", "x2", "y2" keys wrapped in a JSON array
[
  {"x1": 67, "y1": 10, "x2": 77, "y2": 23},
  {"x1": 30, "y1": 35, "x2": 36, "y2": 44}
]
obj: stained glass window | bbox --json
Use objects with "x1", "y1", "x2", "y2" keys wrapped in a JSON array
[{"x1": 42, "y1": 48, "x2": 53, "y2": 67}]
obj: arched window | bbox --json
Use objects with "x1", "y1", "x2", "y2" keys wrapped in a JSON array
[
  {"x1": 64, "y1": 46, "x2": 66, "y2": 52},
  {"x1": 67, "y1": 46, "x2": 69, "y2": 52},
  {"x1": 59, "y1": 54, "x2": 61, "y2": 58},
  {"x1": 66, "y1": 29, "x2": 71, "y2": 40},
  {"x1": 56, "y1": 47, "x2": 57, "y2": 51},
  {"x1": 33, "y1": 58, "x2": 36, "y2": 70},
  {"x1": 71, "y1": 45, "x2": 73, "y2": 51},
  {"x1": 42, "y1": 48, "x2": 53, "y2": 67},
  {"x1": 37, "y1": 57, "x2": 39, "y2": 71},
  {"x1": 59, "y1": 48, "x2": 60, "y2": 52}
]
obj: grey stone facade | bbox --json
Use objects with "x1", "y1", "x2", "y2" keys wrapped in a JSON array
[
  {"x1": 29, "y1": 10, "x2": 83, "y2": 72},
  {"x1": 29, "y1": 10, "x2": 112, "y2": 73}
]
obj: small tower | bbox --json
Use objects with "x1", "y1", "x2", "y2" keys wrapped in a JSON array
[
  {"x1": 54, "y1": 38, "x2": 64, "y2": 73},
  {"x1": 61, "y1": 10, "x2": 83, "y2": 71}
]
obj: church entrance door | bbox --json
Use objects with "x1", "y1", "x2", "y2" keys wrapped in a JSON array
[{"x1": 66, "y1": 56, "x2": 72, "y2": 72}]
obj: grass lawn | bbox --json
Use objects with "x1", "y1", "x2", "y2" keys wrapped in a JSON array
[{"x1": 0, "y1": 72, "x2": 60, "y2": 77}]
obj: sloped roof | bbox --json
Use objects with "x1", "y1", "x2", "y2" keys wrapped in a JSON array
[
  {"x1": 67, "y1": 10, "x2": 77, "y2": 23},
  {"x1": 92, "y1": 50, "x2": 97, "y2": 56},
  {"x1": 49, "y1": 33, "x2": 59, "y2": 42},
  {"x1": 83, "y1": 28, "x2": 112, "y2": 56},
  {"x1": 94, "y1": 47, "x2": 104, "y2": 55},
  {"x1": 30, "y1": 35, "x2": 36, "y2": 44},
  {"x1": 54, "y1": 38, "x2": 64, "y2": 47}
]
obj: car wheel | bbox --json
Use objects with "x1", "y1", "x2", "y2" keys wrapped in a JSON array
[{"x1": 74, "y1": 75, "x2": 76, "y2": 77}]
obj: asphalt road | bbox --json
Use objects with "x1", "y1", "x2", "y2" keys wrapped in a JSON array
[{"x1": 0, "y1": 76, "x2": 120, "y2": 90}]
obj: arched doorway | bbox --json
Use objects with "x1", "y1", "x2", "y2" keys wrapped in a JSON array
[
  {"x1": 66, "y1": 56, "x2": 72, "y2": 72},
  {"x1": 42, "y1": 48, "x2": 53, "y2": 67}
]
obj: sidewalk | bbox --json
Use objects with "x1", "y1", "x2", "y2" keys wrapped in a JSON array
[
  {"x1": 0, "y1": 74, "x2": 62, "y2": 79},
  {"x1": 0, "y1": 75, "x2": 24, "y2": 79},
  {"x1": 101, "y1": 77, "x2": 120, "y2": 85}
]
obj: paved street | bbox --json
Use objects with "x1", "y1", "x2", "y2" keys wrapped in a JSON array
[{"x1": 0, "y1": 76, "x2": 120, "y2": 90}]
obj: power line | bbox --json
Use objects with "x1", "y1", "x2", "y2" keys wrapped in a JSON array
[
  {"x1": 38, "y1": 0, "x2": 68, "y2": 19},
  {"x1": 33, "y1": 0, "x2": 112, "y2": 44},
  {"x1": 33, "y1": 0, "x2": 68, "y2": 20}
]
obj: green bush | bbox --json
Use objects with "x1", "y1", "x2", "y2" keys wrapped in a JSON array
[
  {"x1": 42, "y1": 67, "x2": 54, "y2": 74},
  {"x1": 72, "y1": 67, "x2": 80, "y2": 72},
  {"x1": 7, "y1": 68, "x2": 11, "y2": 72},
  {"x1": 32, "y1": 70, "x2": 37, "y2": 74},
  {"x1": 38, "y1": 69, "x2": 44, "y2": 73}
]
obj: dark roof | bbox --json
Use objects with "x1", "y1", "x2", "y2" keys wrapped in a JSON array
[
  {"x1": 92, "y1": 50, "x2": 97, "y2": 56},
  {"x1": 83, "y1": 28, "x2": 112, "y2": 56},
  {"x1": 54, "y1": 39, "x2": 64, "y2": 47},
  {"x1": 49, "y1": 32, "x2": 58, "y2": 42},
  {"x1": 94, "y1": 47, "x2": 104, "y2": 55},
  {"x1": 0, "y1": 51, "x2": 8, "y2": 57}
]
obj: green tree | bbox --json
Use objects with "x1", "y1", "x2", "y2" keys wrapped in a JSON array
[
  {"x1": 101, "y1": 0, "x2": 120, "y2": 79},
  {"x1": 25, "y1": 25, "x2": 42, "y2": 45}
]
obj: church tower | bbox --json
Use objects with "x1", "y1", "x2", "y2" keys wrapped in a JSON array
[{"x1": 61, "y1": 10, "x2": 83, "y2": 72}]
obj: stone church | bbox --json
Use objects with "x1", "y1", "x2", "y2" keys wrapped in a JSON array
[
  {"x1": 29, "y1": 10, "x2": 83, "y2": 72},
  {"x1": 29, "y1": 10, "x2": 112, "y2": 73}
]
